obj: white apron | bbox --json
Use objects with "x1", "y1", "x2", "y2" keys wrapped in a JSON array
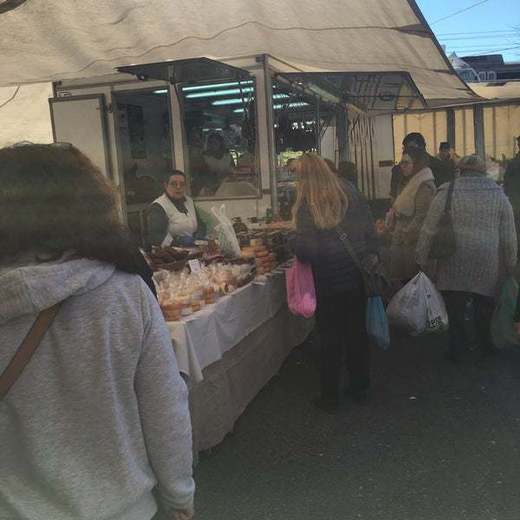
[{"x1": 153, "y1": 194, "x2": 198, "y2": 247}]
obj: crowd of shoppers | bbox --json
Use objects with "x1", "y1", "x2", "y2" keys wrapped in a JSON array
[
  {"x1": 1, "y1": 132, "x2": 519, "y2": 515},
  {"x1": 290, "y1": 133, "x2": 518, "y2": 411}
]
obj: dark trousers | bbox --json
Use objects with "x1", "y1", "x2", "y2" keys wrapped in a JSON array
[
  {"x1": 442, "y1": 291, "x2": 495, "y2": 357},
  {"x1": 316, "y1": 286, "x2": 370, "y2": 401}
]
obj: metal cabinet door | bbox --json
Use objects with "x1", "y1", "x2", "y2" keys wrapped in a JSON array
[{"x1": 49, "y1": 94, "x2": 112, "y2": 178}]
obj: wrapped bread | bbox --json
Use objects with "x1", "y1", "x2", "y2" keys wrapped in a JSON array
[
  {"x1": 161, "y1": 304, "x2": 181, "y2": 322},
  {"x1": 240, "y1": 247, "x2": 256, "y2": 259},
  {"x1": 154, "y1": 261, "x2": 254, "y2": 316}
]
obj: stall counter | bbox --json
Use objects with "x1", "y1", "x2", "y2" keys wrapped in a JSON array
[{"x1": 166, "y1": 268, "x2": 313, "y2": 452}]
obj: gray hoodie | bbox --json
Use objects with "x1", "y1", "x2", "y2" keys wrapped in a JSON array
[{"x1": 0, "y1": 258, "x2": 194, "y2": 520}]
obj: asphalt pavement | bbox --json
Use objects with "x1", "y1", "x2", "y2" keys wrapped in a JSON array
[{"x1": 194, "y1": 330, "x2": 520, "y2": 520}]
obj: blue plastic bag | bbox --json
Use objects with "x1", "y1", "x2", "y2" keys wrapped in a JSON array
[
  {"x1": 491, "y1": 277, "x2": 520, "y2": 349},
  {"x1": 366, "y1": 296, "x2": 390, "y2": 351}
]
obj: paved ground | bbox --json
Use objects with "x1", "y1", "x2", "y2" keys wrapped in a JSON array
[{"x1": 194, "y1": 330, "x2": 520, "y2": 520}]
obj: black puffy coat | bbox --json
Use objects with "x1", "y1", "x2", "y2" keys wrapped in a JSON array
[{"x1": 291, "y1": 181, "x2": 378, "y2": 295}]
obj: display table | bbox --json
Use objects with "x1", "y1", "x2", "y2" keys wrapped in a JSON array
[
  {"x1": 167, "y1": 269, "x2": 291, "y2": 383},
  {"x1": 166, "y1": 269, "x2": 313, "y2": 452}
]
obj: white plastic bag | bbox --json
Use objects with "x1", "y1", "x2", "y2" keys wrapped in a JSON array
[
  {"x1": 211, "y1": 204, "x2": 241, "y2": 258},
  {"x1": 387, "y1": 272, "x2": 448, "y2": 335}
]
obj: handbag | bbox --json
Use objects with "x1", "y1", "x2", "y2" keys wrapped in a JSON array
[
  {"x1": 286, "y1": 258, "x2": 316, "y2": 318},
  {"x1": 0, "y1": 304, "x2": 61, "y2": 399},
  {"x1": 336, "y1": 227, "x2": 390, "y2": 350},
  {"x1": 491, "y1": 276, "x2": 520, "y2": 350},
  {"x1": 429, "y1": 180, "x2": 457, "y2": 260}
]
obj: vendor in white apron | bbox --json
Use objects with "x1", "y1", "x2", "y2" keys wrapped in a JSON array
[{"x1": 147, "y1": 170, "x2": 205, "y2": 247}]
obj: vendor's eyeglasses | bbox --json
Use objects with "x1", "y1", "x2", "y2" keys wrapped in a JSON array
[{"x1": 168, "y1": 180, "x2": 185, "y2": 188}]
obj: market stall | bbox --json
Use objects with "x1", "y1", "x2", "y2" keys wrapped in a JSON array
[
  {"x1": 0, "y1": 0, "x2": 478, "y2": 456},
  {"x1": 166, "y1": 265, "x2": 287, "y2": 383},
  {"x1": 146, "y1": 223, "x2": 312, "y2": 451},
  {"x1": 168, "y1": 268, "x2": 311, "y2": 451}
]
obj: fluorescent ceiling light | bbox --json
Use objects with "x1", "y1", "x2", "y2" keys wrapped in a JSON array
[
  {"x1": 182, "y1": 80, "x2": 253, "y2": 92},
  {"x1": 153, "y1": 89, "x2": 168, "y2": 94},
  {"x1": 272, "y1": 102, "x2": 309, "y2": 110},
  {"x1": 211, "y1": 93, "x2": 288, "y2": 106},
  {"x1": 212, "y1": 98, "x2": 251, "y2": 106},
  {"x1": 186, "y1": 87, "x2": 254, "y2": 99},
  {"x1": 233, "y1": 101, "x2": 309, "y2": 113}
]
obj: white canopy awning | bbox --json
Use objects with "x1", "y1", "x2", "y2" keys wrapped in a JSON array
[
  {"x1": 0, "y1": 0, "x2": 475, "y2": 104},
  {"x1": 471, "y1": 81, "x2": 520, "y2": 101},
  {"x1": 0, "y1": 83, "x2": 54, "y2": 146}
]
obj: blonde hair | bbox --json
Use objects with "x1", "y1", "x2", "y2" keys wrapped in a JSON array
[{"x1": 292, "y1": 153, "x2": 349, "y2": 230}]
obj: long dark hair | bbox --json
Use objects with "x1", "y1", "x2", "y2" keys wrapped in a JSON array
[{"x1": 0, "y1": 143, "x2": 145, "y2": 274}]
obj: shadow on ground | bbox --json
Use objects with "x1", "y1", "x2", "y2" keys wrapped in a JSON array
[{"x1": 194, "y1": 330, "x2": 520, "y2": 520}]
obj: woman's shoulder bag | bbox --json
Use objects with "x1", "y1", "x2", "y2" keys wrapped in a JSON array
[{"x1": 429, "y1": 180, "x2": 457, "y2": 260}]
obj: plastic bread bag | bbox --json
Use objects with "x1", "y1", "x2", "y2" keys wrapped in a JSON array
[{"x1": 211, "y1": 204, "x2": 241, "y2": 258}]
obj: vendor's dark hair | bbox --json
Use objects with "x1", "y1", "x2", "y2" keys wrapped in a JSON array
[{"x1": 0, "y1": 143, "x2": 145, "y2": 274}]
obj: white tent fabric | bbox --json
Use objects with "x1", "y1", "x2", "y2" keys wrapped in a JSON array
[
  {"x1": 0, "y1": 83, "x2": 54, "y2": 145},
  {"x1": 471, "y1": 82, "x2": 520, "y2": 101},
  {"x1": 0, "y1": 0, "x2": 473, "y2": 102}
]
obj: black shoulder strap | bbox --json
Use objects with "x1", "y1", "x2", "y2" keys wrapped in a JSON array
[{"x1": 336, "y1": 224, "x2": 363, "y2": 272}]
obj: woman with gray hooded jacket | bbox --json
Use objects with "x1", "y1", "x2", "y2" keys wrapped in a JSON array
[
  {"x1": 417, "y1": 155, "x2": 517, "y2": 361},
  {"x1": 0, "y1": 144, "x2": 194, "y2": 520}
]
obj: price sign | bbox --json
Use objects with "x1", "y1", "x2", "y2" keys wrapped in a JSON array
[{"x1": 188, "y1": 259, "x2": 202, "y2": 273}]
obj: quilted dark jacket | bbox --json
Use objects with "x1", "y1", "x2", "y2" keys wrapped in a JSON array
[{"x1": 291, "y1": 181, "x2": 378, "y2": 295}]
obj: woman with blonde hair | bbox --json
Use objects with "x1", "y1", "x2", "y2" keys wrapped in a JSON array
[{"x1": 291, "y1": 153, "x2": 378, "y2": 411}]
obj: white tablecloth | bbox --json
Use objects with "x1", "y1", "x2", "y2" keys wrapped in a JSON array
[
  {"x1": 167, "y1": 269, "x2": 288, "y2": 383},
  {"x1": 189, "y1": 307, "x2": 313, "y2": 452}
]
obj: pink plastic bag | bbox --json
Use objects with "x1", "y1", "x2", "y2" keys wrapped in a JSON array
[{"x1": 286, "y1": 258, "x2": 316, "y2": 318}]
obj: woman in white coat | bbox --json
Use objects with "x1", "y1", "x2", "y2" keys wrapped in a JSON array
[
  {"x1": 148, "y1": 170, "x2": 206, "y2": 247},
  {"x1": 388, "y1": 148, "x2": 436, "y2": 283}
]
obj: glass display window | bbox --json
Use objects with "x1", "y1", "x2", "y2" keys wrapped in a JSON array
[
  {"x1": 181, "y1": 79, "x2": 259, "y2": 199},
  {"x1": 272, "y1": 80, "x2": 336, "y2": 219}
]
